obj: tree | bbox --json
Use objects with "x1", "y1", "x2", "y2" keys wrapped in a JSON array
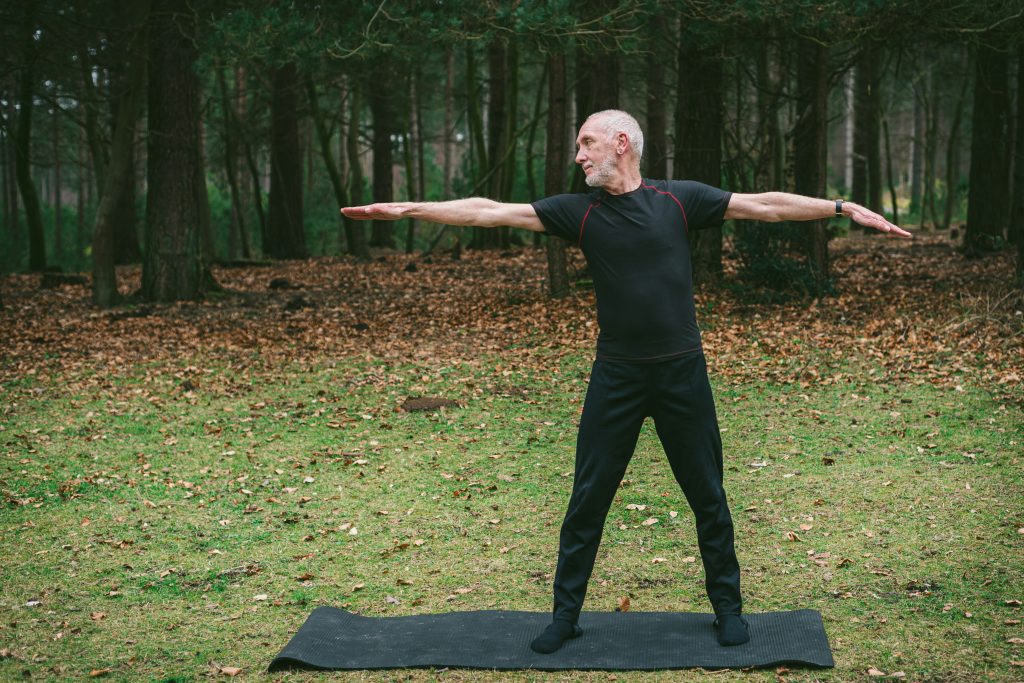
[
  {"x1": 545, "y1": 52, "x2": 571, "y2": 298},
  {"x1": 676, "y1": 38, "x2": 724, "y2": 284},
  {"x1": 11, "y1": 4, "x2": 47, "y2": 272},
  {"x1": 1011, "y1": 45, "x2": 1024, "y2": 282},
  {"x1": 852, "y1": 44, "x2": 883, "y2": 227},
  {"x1": 92, "y1": 1, "x2": 148, "y2": 307},
  {"x1": 267, "y1": 61, "x2": 306, "y2": 259},
  {"x1": 368, "y1": 61, "x2": 397, "y2": 250},
  {"x1": 793, "y1": 37, "x2": 830, "y2": 291},
  {"x1": 142, "y1": 0, "x2": 211, "y2": 302},
  {"x1": 965, "y1": 40, "x2": 1012, "y2": 255}
]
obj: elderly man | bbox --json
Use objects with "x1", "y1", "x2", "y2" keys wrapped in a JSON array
[{"x1": 343, "y1": 110, "x2": 910, "y2": 654}]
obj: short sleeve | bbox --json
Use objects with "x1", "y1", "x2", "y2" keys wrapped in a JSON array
[
  {"x1": 531, "y1": 194, "x2": 591, "y2": 242},
  {"x1": 668, "y1": 180, "x2": 732, "y2": 231}
]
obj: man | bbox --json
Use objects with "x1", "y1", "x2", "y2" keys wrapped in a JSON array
[{"x1": 342, "y1": 110, "x2": 911, "y2": 654}]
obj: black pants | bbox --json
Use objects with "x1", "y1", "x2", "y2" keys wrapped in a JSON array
[{"x1": 551, "y1": 352, "x2": 742, "y2": 623}]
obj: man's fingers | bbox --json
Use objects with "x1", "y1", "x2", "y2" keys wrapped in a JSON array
[{"x1": 341, "y1": 205, "x2": 380, "y2": 220}]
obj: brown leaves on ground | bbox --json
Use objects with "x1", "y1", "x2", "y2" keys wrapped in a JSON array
[{"x1": 0, "y1": 236, "x2": 1020, "y2": 399}]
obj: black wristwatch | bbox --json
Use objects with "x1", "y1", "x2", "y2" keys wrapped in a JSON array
[{"x1": 835, "y1": 199, "x2": 844, "y2": 217}]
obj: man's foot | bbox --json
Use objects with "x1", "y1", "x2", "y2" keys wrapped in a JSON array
[
  {"x1": 530, "y1": 619, "x2": 583, "y2": 654},
  {"x1": 714, "y1": 613, "x2": 749, "y2": 646}
]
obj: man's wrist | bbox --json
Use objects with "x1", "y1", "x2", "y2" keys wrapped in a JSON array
[{"x1": 835, "y1": 199, "x2": 845, "y2": 218}]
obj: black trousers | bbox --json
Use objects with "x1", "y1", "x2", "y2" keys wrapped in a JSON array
[{"x1": 551, "y1": 352, "x2": 742, "y2": 623}]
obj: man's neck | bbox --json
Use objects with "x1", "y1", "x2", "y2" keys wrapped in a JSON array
[{"x1": 601, "y1": 169, "x2": 643, "y2": 195}]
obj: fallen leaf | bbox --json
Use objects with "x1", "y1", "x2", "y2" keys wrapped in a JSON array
[
  {"x1": 641, "y1": 517, "x2": 659, "y2": 526},
  {"x1": 396, "y1": 578, "x2": 413, "y2": 586},
  {"x1": 89, "y1": 669, "x2": 112, "y2": 677},
  {"x1": 90, "y1": 612, "x2": 106, "y2": 621},
  {"x1": 218, "y1": 665, "x2": 242, "y2": 676},
  {"x1": 352, "y1": 583, "x2": 365, "y2": 591},
  {"x1": 385, "y1": 595, "x2": 401, "y2": 605},
  {"x1": 253, "y1": 594, "x2": 268, "y2": 602},
  {"x1": 867, "y1": 667, "x2": 886, "y2": 677},
  {"x1": 652, "y1": 557, "x2": 667, "y2": 564},
  {"x1": 1006, "y1": 599, "x2": 1022, "y2": 607},
  {"x1": 669, "y1": 511, "x2": 678, "y2": 518},
  {"x1": 799, "y1": 524, "x2": 813, "y2": 531},
  {"x1": 295, "y1": 573, "x2": 314, "y2": 581},
  {"x1": 616, "y1": 596, "x2": 630, "y2": 612},
  {"x1": 625, "y1": 504, "x2": 647, "y2": 511},
  {"x1": 682, "y1": 556, "x2": 697, "y2": 563},
  {"x1": 1007, "y1": 637, "x2": 1024, "y2": 644},
  {"x1": 786, "y1": 531, "x2": 802, "y2": 542}
]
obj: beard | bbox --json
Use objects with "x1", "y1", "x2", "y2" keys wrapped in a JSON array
[{"x1": 584, "y1": 155, "x2": 617, "y2": 188}]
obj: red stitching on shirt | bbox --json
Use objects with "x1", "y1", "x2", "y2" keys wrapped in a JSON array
[
  {"x1": 579, "y1": 202, "x2": 599, "y2": 246},
  {"x1": 641, "y1": 183, "x2": 689, "y2": 233}
]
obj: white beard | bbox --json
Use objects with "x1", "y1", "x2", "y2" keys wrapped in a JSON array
[{"x1": 584, "y1": 156, "x2": 617, "y2": 188}]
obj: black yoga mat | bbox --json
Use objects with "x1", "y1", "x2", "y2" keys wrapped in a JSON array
[{"x1": 269, "y1": 607, "x2": 834, "y2": 672}]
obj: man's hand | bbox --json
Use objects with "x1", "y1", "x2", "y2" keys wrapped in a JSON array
[
  {"x1": 844, "y1": 202, "x2": 912, "y2": 238},
  {"x1": 341, "y1": 203, "x2": 409, "y2": 221}
]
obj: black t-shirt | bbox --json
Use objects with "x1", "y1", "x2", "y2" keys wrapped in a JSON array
[{"x1": 532, "y1": 179, "x2": 731, "y2": 362}]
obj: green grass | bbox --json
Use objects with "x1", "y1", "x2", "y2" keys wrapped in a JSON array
[{"x1": 2, "y1": 351, "x2": 1022, "y2": 682}]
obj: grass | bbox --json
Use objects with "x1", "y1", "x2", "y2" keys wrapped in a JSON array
[{"x1": 1, "y1": 345, "x2": 1022, "y2": 683}]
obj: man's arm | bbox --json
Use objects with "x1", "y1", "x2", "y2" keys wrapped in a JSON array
[
  {"x1": 725, "y1": 192, "x2": 912, "y2": 238},
  {"x1": 341, "y1": 199, "x2": 545, "y2": 232}
]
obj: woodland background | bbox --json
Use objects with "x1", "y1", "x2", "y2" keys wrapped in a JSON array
[
  {"x1": 0, "y1": 0, "x2": 1023, "y2": 305},
  {"x1": 2, "y1": 2, "x2": 1024, "y2": 681}
]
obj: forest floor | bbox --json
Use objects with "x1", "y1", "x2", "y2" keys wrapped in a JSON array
[{"x1": 1, "y1": 233, "x2": 1022, "y2": 682}]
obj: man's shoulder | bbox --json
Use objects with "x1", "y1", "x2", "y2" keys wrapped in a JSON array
[{"x1": 535, "y1": 189, "x2": 602, "y2": 204}]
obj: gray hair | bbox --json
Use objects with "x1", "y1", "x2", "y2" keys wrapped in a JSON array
[{"x1": 586, "y1": 110, "x2": 644, "y2": 163}]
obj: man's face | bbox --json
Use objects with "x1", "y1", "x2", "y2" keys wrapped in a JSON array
[{"x1": 575, "y1": 118, "x2": 618, "y2": 189}]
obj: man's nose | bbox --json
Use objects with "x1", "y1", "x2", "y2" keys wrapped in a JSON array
[{"x1": 575, "y1": 149, "x2": 585, "y2": 164}]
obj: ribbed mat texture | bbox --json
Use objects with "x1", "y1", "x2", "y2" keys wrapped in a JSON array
[{"x1": 269, "y1": 608, "x2": 834, "y2": 671}]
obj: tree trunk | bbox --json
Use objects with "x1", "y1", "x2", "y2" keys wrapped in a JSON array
[
  {"x1": 676, "y1": 42, "x2": 724, "y2": 284},
  {"x1": 368, "y1": 63, "x2": 396, "y2": 249},
  {"x1": 76, "y1": 122, "x2": 85, "y2": 259},
  {"x1": 794, "y1": 38, "x2": 830, "y2": 290},
  {"x1": 644, "y1": 15, "x2": 669, "y2": 180},
  {"x1": 107, "y1": 55, "x2": 143, "y2": 265},
  {"x1": 910, "y1": 77, "x2": 925, "y2": 220},
  {"x1": 92, "y1": 2, "x2": 147, "y2": 308},
  {"x1": 882, "y1": 113, "x2": 900, "y2": 226},
  {"x1": 1010, "y1": 45, "x2": 1024, "y2": 281},
  {"x1": 525, "y1": 61, "x2": 547, "y2": 204},
  {"x1": 217, "y1": 66, "x2": 248, "y2": 260},
  {"x1": 403, "y1": 72, "x2": 421, "y2": 254},
  {"x1": 53, "y1": 105, "x2": 63, "y2": 262},
  {"x1": 465, "y1": 44, "x2": 488, "y2": 192},
  {"x1": 142, "y1": 0, "x2": 208, "y2": 302},
  {"x1": 306, "y1": 74, "x2": 354, "y2": 257},
  {"x1": 442, "y1": 49, "x2": 455, "y2": 201},
  {"x1": 544, "y1": 53, "x2": 571, "y2": 299},
  {"x1": 572, "y1": 46, "x2": 621, "y2": 192},
  {"x1": 476, "y1": 38, "x2": 514, "y2": 249},
  {"x1": 942, "y1": 54, "x2": 971, "y2": 231},
  {"x1": 14, "y1": 26, "x2": 47, "y2": 272},
  {"x1": 267, "y1": 62, "x2": 306, "y2": 259},
  {"x1": 853, "y1": 46, "x2": 882, "y2": 220},
  {"x1": 965, "y1": 42, "x2": 1011, "y2": 255},
  {"x1": 345, "y1": 82, "x2": 370, "y2": 260}
]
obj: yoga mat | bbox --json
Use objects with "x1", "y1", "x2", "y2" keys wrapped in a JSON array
[{"x1": 269, "y1": 608, "x2": 834, "y2": 671}]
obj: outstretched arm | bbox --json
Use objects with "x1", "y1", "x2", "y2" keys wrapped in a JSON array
[
  {"x1": 725, "y1": 192, "x2": 912, "y2": 238},
  {"x1": 341, "y1": 199, "x2": 544, "y2": 232}
]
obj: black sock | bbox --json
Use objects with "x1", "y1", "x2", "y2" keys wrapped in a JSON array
[
  {"x1": 714, "y1": 613, "x2": 749, "y2": 646},
  {"x1": 530, "y1": 619, "x2": 582, "y2": 654}
]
